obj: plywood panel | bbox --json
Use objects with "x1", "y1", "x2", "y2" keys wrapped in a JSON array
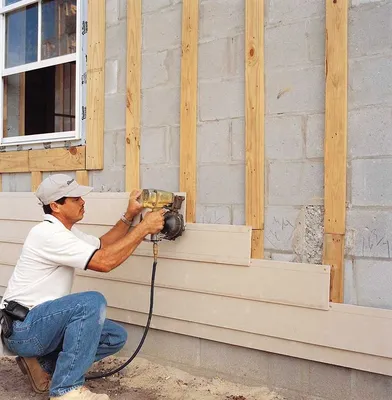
[
  {"x1": 179, "y1": 0, "x2": 199, "y2": 223},
  {"x1": 107, "y1": 307, "x2": 392, "y2": 377},
  {"x1": 29, "y1": 147, "x2": 86, "y2": 172},
  {"x1": 245, "y1": 0, "x2": 264, "y2": 258},
  {"x1": 73, "y1": 276, "x2": 392, "y2": 360},
  {"x1": 125, "y1": 0, "x2": 141, "y2": 191},
  {"x1": 86, "y1": 0, "x2": 105, "y2": 170}
]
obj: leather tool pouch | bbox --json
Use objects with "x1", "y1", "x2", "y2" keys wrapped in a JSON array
[
  {"x1": 4, "y1": 301, "x2": 29, "y2": 322},
  {"x1": 0, "y1": 310, "x2": 14, "y2": 339}
]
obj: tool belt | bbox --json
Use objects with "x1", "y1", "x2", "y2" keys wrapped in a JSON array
[{"x1": 0, "y1": 301, "x2": 30, "y2": 339}]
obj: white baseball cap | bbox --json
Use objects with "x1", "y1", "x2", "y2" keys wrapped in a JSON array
[{"x1": 36, "y1": 174, "x2": 93, "y2": 205}]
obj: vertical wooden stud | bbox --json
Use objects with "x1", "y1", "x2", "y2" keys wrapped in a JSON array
[
  {"x1": 245, "y1": 0, "x2": 265, "y2": 259},
  {"x1": 126, "y1": 0, "x2": 142, "y2": 191},
  {"x1": 86, "y1": 0, "x2": 105, "y2": 170},
  {"x1": 76, "y1": 170, "x2": 89, "y2": 186},
  {"x1": 31, "y1": 171, "x2": 43, "y2": 192},
  {"x1": 179, "y1": 0, "x2": 199, "y2": 223},
  {"x1": 323, "y1": 0, "x2": 348, "y2": 302}
]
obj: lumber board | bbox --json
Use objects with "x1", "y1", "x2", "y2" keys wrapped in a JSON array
[
  {"x1": 179, "y1": 0, "x2": 199, "y2": 223},
  {"x1": 31, "y1": 171, "x2": 42, "y2": 192},
  {"x1": 0, "y1": 151, "x2": 29, "y2": 173},
  {"x1": 107, "y1": 307, "x2": 392, "y2": 377},
  {"x1": 323, "y1": 0, "x2": 348, "y2": 303},
  {"x1": 245, "y1": 0, "x2": 264, "y2": 258},
  {"x1": 86, "y1": 0, "x2": 105, "y2": 170},
  {"x1": 76, "y1": 170, "x2": 89, "y2": 186},
  {"x1": 125, "y1": 0, "x2": 141, "y2": 191},
  {"x1": 28, "y1": 147, "x2": 86, "y2": 172},
  {"x1": 73, "y1": 276, "x2": 392, "y2": 361}
]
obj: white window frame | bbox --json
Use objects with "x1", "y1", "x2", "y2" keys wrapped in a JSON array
[{"x1": 0, "y1": 0, "x2": 85, "y2": 147}]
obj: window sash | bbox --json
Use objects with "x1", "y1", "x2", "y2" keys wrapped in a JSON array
[{"x1": 0, "y1": 0, "x2": 83, "y2": 146}]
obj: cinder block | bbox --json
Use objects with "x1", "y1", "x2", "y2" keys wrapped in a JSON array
[
  {"x1": 119, "y1": 325, "x2": 200, "y2": 367},
  {"x1": 105, "y1": 20, "x2": 127, "y2": 60},
  {"x1": 268, "y1": 161, "x2": 323, "y2": 206},
  {"x1": 143, "y1": 7, "x2": 181, "y2": 52},
  {"x1": 265, "y1": 21, "x2": 308, "y2": 67},
  {"x1": 352, "y1": 159, "x2": 392, "y2": 206},
  {"x1": 198, "y1": 165, "x2": 245, "y2": 204},
  {"x1": 351, "y1": 369, "x2": 392, "y2": 400},
  {"x1": 349, "y1": 56, "x2": 392, "y2": 109},
  {"x1": 105, "y1": 60, "x2": 118, "y2": 95},
  {"x1": 346, "y1": 209, "x2": 392, "y2": 259},
  {"x1": 197, "y1": 120, "x2": 230, "y2": 164},
  {"x1": 348, "y1": 107, "x2": 392, "y2": 157},
  {"x1": 266, "y1": 66, "x2": 325, "y2": 114},
  {"x1": 231, "y1": 118, "x2": 245, "y2": 162},
  {"x1": 91, "y1": 167, "x2": 125, "y2": 192},
  {"x1": 265, "y1": 115, "x2": 303, "y2": 160},
  {"x1": 268, "y1": 353, "x2": 310, "y2": 392},
  {"x1": 309, "y1": 363, "x2": 352, "y2": 400},
  {"x1": 103, "y1": 130, "x2": 126, "y2": 169},
  {"x1": 232, "y1": 204, "x2": 245, "y2": 225},
  {"x1": 306, "y1": 18, "x2": 325, "y2": 64},
  {"x1": 199, "y1": 79, "x2": 245, "y2": 121},
  {"x1": 106, "y1": 0, "x2": 119, "y2": 26},
  {"x1": 198, "y1": 35, "x2": 244, "y2": 80},
  {"x1": 140, "y1": 127, "x2": 168, "y2": 164},
  {"x1": 354, "y1": 259, "x2": 392, "y2": 309},
  {"x1": 142, "y1": 0, "x2": 172, "y2": 14},
  {"x1": 199, "y1": 339, "x2": 269, "y2": 385},
  {"x1": 165, "y1": 48, "x2": 181, "y2": 88},
  {"x1": 199, "y1": 0, "x2": 244, "y2": 40},
  {"x1": 142, "y1": 52, "x2": 169, "y2": 90},
  {"x1": 167, "y1": 126, "x2": 180, "y2": 166},
  {"x1": 142, "y1": 87, "x2": 180, "y2": 126},
  {"x1": 118, "y1": 0, "x2": 126, "y2": 20},
  {"x1": 268, "y1": 0, "x2": 325, "y2": 24},
  {"x1": 196, "y1": 205, "x2": 231, "y2": 224},
  {"x1": 305, "y1": 114, "x2": 324, "y2": 159},
  {"x1": 264, "y1": 207, "x2": 300, "y2": 251},
  {"x1": 1, "y1": 173, "x2": 31, "y2": 192},
  {"x1": 105, "y1": 94, "x2": 126, "y2": 131},
  {"x1": 116, "y1": 55, "x2": 126, "y2": 95},
  {"x1": 349, "y1": 2, "x2": 392, "y2": 57},
  {"x1": 270, "y1": 253, "x2": 297, "y2": 262},
  {"x1": 141, "y1": 165, "x2": 179, "y2": 192},
  {"x1": 344, "y1": 258, "x2": 357, "y2": 305}
]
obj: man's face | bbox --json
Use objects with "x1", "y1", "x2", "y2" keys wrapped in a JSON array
[{"x1": 54, "y1": 197, "x2": 85, "y2": 223}]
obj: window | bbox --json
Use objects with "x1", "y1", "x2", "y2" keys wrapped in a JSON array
[{"x1": 0, "y1": 0, "x2": 86, "y2": 146}]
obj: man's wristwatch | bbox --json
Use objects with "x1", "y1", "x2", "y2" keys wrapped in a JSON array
[{"x1": 121, "y1": 213, "x2": 132, "y2": 226}]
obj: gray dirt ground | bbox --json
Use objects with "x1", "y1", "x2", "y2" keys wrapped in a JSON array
[{"x1": 0, "y1": 356, "x2": 283, "y2": 400}]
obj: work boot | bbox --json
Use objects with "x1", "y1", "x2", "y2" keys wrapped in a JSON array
[
  {"x1": 50, "y1": 387, "x2": 110, "y2": 400},
  {"x1": 16, "y1": 356, "x2": 51, "y2": 394}
]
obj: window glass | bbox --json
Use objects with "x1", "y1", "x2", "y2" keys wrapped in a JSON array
[{"x1": 5, "y1": 5, "x2": 38, "y2": 68}]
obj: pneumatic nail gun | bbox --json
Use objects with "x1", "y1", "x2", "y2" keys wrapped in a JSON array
[{"x1": 134, "y1": 189, "x2": 186, "y2": 262}]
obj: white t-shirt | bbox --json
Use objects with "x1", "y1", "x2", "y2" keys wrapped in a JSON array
[{"x1": 1, "y1": 214, "x2": 100, "y2": 309}]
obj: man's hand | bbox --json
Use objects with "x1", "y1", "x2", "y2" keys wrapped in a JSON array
[
  {"x1": 141, "y1": 209, "x2": 165, "y2": 235},
  {"x1": 125, "y1": 189, "x2": 143, "y2": 221}
]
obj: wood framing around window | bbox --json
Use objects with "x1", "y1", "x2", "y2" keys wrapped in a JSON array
[{"x1": 0, "y1": 0, "x2": 105, "y2": 182}]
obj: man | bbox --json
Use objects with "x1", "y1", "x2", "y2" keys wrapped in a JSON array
[{"x1": 0, "y1": 174, "x2": 165, "y2": 400}]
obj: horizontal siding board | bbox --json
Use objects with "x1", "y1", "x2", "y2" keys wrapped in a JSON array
[
  {"x1": 73, "y1": 276, "x2": 392, "y2": 359},
  {"x1": 107, "y1": 307, "x2": 392, "y2": 377}
]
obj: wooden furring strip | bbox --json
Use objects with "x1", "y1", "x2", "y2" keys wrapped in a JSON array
[
  {"x1": 86, "y1": 0, "x2": 105, "y2": 170},
  {"x1": 76, "y1": 170, "x2": 89, "y2": 186},
  {"x1": 179, "y1": 0, "x2": 199, "y2": 223},
  {"x1": 31, "y1": 171, "x2": 42, "y2": 192},
  {"x1": 323, "y1": 0, "x2": 348, "y2": 302},
  {"x1": 245, "y1": 0, "x2": 265, "y2": 259},
  {"x1": 126, "y1": 0, "x2": 142, "y2": 191}
]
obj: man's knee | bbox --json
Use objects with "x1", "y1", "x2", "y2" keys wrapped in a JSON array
[{"x1": 77, "y1": 291, "x2": 107, "y2": 324}]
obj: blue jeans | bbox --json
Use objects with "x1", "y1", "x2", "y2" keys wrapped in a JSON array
[{"x1": 3, "y1": 291, "x2": 127, "y2": 397}]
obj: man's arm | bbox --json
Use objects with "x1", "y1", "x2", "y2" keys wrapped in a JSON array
[
  {"x1": 87, "y1": 209, "x2": 165, "y2": 273},
  {"x1": 99, "y1": 190, "x2": 143, "y2": 248}
]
